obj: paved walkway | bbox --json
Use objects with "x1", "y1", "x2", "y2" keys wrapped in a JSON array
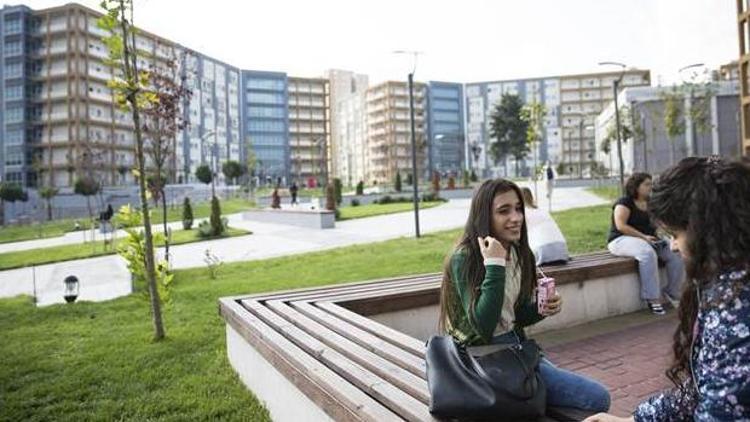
[
  {"x1": 0, "y1": 185, "x2": 607, "y2": 305},
  {"x1": 540, "y1": 312, "x2": 677, "y2": 417}
]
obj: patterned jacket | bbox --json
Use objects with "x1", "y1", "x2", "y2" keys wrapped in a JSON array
[{"x1": 634, "y1": 269, "x2": 750, "y2": 421}]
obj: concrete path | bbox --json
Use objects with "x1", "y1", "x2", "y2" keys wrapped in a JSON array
[{"x1": 0, "y1": 185, "x2": 607, "y2": 306}]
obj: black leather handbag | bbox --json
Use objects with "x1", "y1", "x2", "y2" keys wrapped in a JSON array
[{"x1": 425, "y1": 335, "x2": 547, "y2": 420}]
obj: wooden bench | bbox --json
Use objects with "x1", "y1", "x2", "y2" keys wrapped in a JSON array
[{"x1": 219, "y1": 252, "x2": 642, "y2": 421}]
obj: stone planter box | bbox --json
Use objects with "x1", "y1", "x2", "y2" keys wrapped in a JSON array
[{"x1": 242, "y1": 208, "x2": 335, "y2": 229}]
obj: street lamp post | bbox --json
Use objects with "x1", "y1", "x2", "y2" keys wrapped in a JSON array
[
  {"x1": 201, "y1": 130, "x2": 217, "y2": 198},
  {"x1": 679, "y1": 63, "x2": 706, "y2": 157},
  {"x1": 394, "y1": 50, "x2": 422, "y2": 238},
  {"x1": 599, "y1": 61, "x2": 627, "y2": 194}
]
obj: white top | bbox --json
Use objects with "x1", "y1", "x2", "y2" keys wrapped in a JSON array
[
  {"x1": 525, "y1": 207, "x2": 569, "y2": 265},
  {"x1": 491, "y1": 248, "x2": 520, "y2": 335}
]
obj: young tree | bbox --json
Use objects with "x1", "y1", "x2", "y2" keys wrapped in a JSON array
[
  {"x1": 245, "y1": 139, "x2": 257, "y2": 202},
  {"x1": 38, "y1": 186, "x2": 59, "y2": 221},
  {"x1": 0, "y1": 183, "x2": 25, "y2": 225},
  {"x1": 333, "y1": 178, "x2": 343, "y2": 205},
  {"x1": 141, "y1": 49, "x2": 192, "y2": 265},
  {"x1": 355, "y1": 180, "x2": 364, "y2": 196},
  {"x1": 182, "y1": 197, "x2": 193, "y2": 230},
  {"x1": 99, "y1": 0, "x2": 165, "y2": 340},
  {"x1": 489, "y1": 94, "x2": 529, "y2": 177},
  {"x1": 521, "y1": 101, "x2": 546, "y2": 196},
  {"x1": 222, "y1": 160, "x2": 244, "y2": 186},
  {"x1": 661, "y1": 88, "x2": 685, "y2": 166},
  {"x1": 74, "y1": 176, "x2": 101, "y2": 223},
  {"x1": 195, "y1": 164, "x2": 213, "y2": 185},
  {"x1": 394, "y1": 172, "x2": 402, "y2": 193}
]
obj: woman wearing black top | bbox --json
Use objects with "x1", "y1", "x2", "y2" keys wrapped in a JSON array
[{"x1": 607, "y1": 173, "x2": 684, "y2": 315}]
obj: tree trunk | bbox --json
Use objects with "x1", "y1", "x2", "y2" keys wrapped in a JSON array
[
  {"x1": 120, "y1": 0, "x2": 164, "y2": 341},
  {"x1": 46, "y1": 199, "x2": 52, "y2": 221},
  {"x1": 161, "y1": 188, "x2": 169, "y2": 264}
]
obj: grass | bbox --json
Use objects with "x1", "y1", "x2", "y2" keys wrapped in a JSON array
[
  {"x1": 337, "y1": 201, "x2": 445, "y2": 221},
  {"x1": 0, "y1": 198, "x2": 257, "y2": 246},
  {"x1": 587, "y1": 186, "x2": 620, "y2": 202},
  {"x1": 0, "y1": 227, "x2": 250, "y2": 271},
  {"x1": 0, "y1": 204, "x2": 611, "y2": 421}
]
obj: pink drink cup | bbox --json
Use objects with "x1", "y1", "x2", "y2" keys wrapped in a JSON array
[{"x1": 537, "y1": 276, "x2": 556, "y2": 314}]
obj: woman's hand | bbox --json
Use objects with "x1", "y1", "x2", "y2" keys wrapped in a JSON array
[
  {"x1": 542, "y1": 293, "x2": 562, "y2": 316},
  {"x1": 643, "y1": 235, "x2": 659, "y2": 243},
  {"x1": 477, "y1": 236, "x2": 507, "y2": 260},
  {"x1": 583, "y1": 413, "x2": 634, "y2": 422}
]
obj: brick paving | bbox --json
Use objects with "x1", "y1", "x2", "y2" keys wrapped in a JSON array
[{"x1": 544, "y1": 316, "x2": 678, "y2": 416}]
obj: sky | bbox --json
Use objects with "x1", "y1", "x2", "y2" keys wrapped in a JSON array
[{"x1": 14, "y1": 0, "x2": 739, "y2": 85}]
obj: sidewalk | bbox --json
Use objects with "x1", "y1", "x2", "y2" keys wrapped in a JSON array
[{"x1": 539, "y1": 311, "x2": 676, "y2": 416}]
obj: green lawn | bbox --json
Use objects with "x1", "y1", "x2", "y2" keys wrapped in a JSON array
[
  {"x1": 0, "y1": 204, "x2": 610, "y2": 421},
  {"x1": 0, "y1": 227, "x2": 250, "y2": 271},
  {"x1": 587, "y1": 185, "x2": 620, "y2": 202},
  {"x1": 337, "y1": 201, "x2": 445, "y2": 221},
  {"x1": 0, "y1": 198, "x2": 256, "y2": 246}
]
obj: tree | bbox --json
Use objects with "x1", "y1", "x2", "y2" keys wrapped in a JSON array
[
  {"x1": 431, "y1": 172, "x2": 441, "y2": 195},
  {"x1": 661, "y1": 88, "x2": 685, "y2": 166},
  {"x1": 405, "y1": 172, "x2": 413, "y2": 187},
  {"x1": 74, "y1": 176, "x2": 101, "y2": 223},
  {"x1": 222, "y1": 160, "x2": 244, "y2": 186},
  {"x1": 394, "y1": 172, "x2": 402, "y2": 193},
  {"x1": 489, "y1": 94, "x2": 529, "y2": 177},
  {"x1": 461, "y1": 169, "x2": 470, "y2": 188},
  {"x1": 521, "y1": 101, "x2": 546, "y2": 195},
  {"x1": 209, "y1": 196, "x2": 224, "y2": 236},
  {"x1": 333, "y1": 178, "x2": 343, "y2": 205},
  {"x1": 355, "y1": 181, "x2": 364, "y2": 196},
  {"x1": 195, "y1": 164, "x2": 212, "y2": 185},
  {"x1": 245, "y1": 139, "x2": 258, "y2": 202},
  {"x1": 470, "y1": 170, "x2": 478, "y2": 182},
  {"x1": 38, "y1": 186, "x2": 59, "y2": 221},
  {"x1": 141, "y1": 49, "x2": 192, "y2": 266},
  {"x1": 0, "y1": 183, "x2": 25, "y2": 225},
  {"x1": 99, "y1": 0, "x2": 165, "y2": 341},
  {"x1": 182, "y1": 197, "x2": 193, "y2": 230},
  {"x1": 325, "y1": 182, "x2": 336, "y2": 212}
]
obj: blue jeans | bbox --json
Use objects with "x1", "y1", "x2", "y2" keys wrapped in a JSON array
[
  {"x1": 608, "y1": 235, "x2": 684, "y2": 301},
  {"x1": 489, "y1": 332, "x2": 611, "y2": 412}
]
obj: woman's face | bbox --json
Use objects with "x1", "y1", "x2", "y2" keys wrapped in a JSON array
[
  {"x1": 491, "y1": 190, "x2": 524, "y2": 243},
  {"x1": 637, "y1": 178, "x2": 653, "y2": 200}
]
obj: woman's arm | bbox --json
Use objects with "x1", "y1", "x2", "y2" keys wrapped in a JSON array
[
  {"x1": 613, "y1": 205, "x2": 656, "y2": 241},
  {"x1": 451, "y1": 253, "x2": 506, "y2": 342}
]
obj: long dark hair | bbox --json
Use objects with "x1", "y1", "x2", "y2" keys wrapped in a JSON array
[
  {"x1": 624, "y1": 172, "x2": 652, "y2": 200},
  {"x1": 648, "y1": 157, "x2": 750, "y2": 387},
  {"x1": 438, "y1": 179, "x2": 537, "y2": 333}
]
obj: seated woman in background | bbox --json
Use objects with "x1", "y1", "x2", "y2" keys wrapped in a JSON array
[
  {"x1": 606, "y1": 173, "x2": 684, "y2": 315},
  {"x1": 521, "y1": 187, "x2": 569, "y2": 265}
]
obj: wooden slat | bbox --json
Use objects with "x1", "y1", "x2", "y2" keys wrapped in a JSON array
[
  {"x1": 270, "y1": 276, "x2": 440, "y2": 304},
  {"x1": 267, "y1": 300, "x2": 430, "y2": 404},
  {"x1": 292, "y1": 301, "x2": 426, "y2": 376},
  {"x1": 243, "y1": 300, "x2": 436, "y2": 422},
  {"x1": 317, "y1": 302, "x2": 426, "y2": 357},
  {"x1": 219, "y1": 298, "x2": 401, "y2": 422}
]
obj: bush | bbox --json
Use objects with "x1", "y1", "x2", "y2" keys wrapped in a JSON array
[
  {"x1": 333, "y1": 178, "x2": 343, "y2": 205},
  {"x1": 422, "y1": 192, "x2": 446, "y2": 203},
  {"x1": 350, "y1": 199, "x2": 360, "y2": 207},
  {"x1": 394, "y1": 172, "x2": 402, "y2": 193},
  {"x1": 355, "y1": 181, "x2": 364, "y2": 196},
  {"x1": 375, "y1": 195, "x2": 413, "y2": 205},
  {"x1": 405, "y1": 173, "x2": 413, "y2": 186},
  {"x1": 325, "y1": 182, "x2": 336, "y2": 211},
  {"x1": 470, "y1": 170, "x2": 478, "y2": 182},
  {"x1": 462, "y1": 170, "x2": 470, "y2": 188},
  {"x1": 182, "y1": 197, "x2": 193, "y2": 230},
  {"x1": 195, "y1": 164, "x2": 212, "y2": 185},
  {"x1": 209, "y1": 196, "x2": 224, "y2": 236}
]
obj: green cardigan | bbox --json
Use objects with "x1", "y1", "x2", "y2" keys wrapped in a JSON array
[{"x1": 447, "y1": 251, "x2": 545, "y2": 345}]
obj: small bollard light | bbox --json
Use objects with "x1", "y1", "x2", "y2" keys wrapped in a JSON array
[{"x1": 63, "y1": 275, "x2": 79, "y2": 303}]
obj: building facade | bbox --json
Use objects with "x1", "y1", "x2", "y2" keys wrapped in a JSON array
[
  {"x1": 0, "y1": 3, "x2": 240, "y2": 188},
  {"x1": 426, "y1": 81, "x2": 464, "y2": 177},
  {"x1": 327, "y1": 69, "x2": 368, "y2": 186},
  {"x1": 240, "y1": 70, "x2": 290, "y2": 185},
  {"x1": 287, "y1": 76, "x2": 329, "y2": 186},
  {"x1": 736, "y1": 0, "x2": 750, "y2": 156},
  {"x1": 365, "y1": 80, "x2": 427, "y2": 185},
  {"x1": 595, "y1": 81, "x2": 742, "y2": 176},
  {"x1": 465, "y1": 69, "x2": 650, "y2": 178}
]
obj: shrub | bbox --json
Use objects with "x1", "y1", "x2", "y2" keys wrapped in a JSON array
[
  {"x1": 355, "y1": 181, "x2": 364, "y2": 195},
  {"x1": 350, "y1": 199, "x2": 360, "y2": 207},
  {"x1": 182, "y1": 197, "x2": 193, "y2": 230}
]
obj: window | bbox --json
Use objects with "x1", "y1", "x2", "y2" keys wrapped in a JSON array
[
  {"x1": 4, "y1": 171, "x2": 22, "y2": 182},
  {"x1": 431, "y1": 87, "x2": 459, "y2": 99},
  {"x1": 5, "y1": 130, "x2": 23, "y2": 145},
  {"x1": 246, "y1": 92, "x2": 285, "y2": 105},
  {"x1": 3, "y1": 41, "x2": 22, "y2": 56},
  {"x1": 4, "y1": 62, "x2": 22, "y2": 78},
  {"x1": 432, "y1": 99, "x2": 459, "y2": 111},
  {"x1": 433, "y1": 122, "x2": 460, "y2": 133},
  {"x1": 433, "y1": 111, "x2": 460, "y2": 123},
  {"x1": 249, "y1": 135, "x2": 286, "y2": 146},
  {"x1": 3, "y1": 18, "x2": 22, "y2": 35},
  {"x1": 5, "y1": 152, "x2": 24, "y2": 166},
  {"x1": 246, "y1": 78, "x2": 285, "y2": 91},
  {"x1": 247, "y1": 106, "x2": 285, "y2": 118},
  {"x1": 4, "y1": 85, "x2": 23, "y2": 100},
  {"x1": 4, "y1": 107, "x2": 23, "y2": 123},
  {"x1": 247, "y1": 120, "x2": 285, "y2": 132}
]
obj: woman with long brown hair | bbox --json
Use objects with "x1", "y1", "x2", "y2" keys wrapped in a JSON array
[
  {"x1": 439, "y1": 178, "x2": 610, "y2": 412},
  {"x1": 586, "y1": 156, "x2": 750, "y2": 421}
]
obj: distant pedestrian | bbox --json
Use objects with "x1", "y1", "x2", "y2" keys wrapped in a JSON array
[{"x1": 290, "y1": 183, "x2": 299, "y2": 206}]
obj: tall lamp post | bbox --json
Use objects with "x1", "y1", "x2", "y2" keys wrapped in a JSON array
[
  {"x1": 679, "y1": 63, "x2": 706, "y2": 157},
  {"x1": 394, "y1": 50, "x2": 422, "y2": 238},
  {"x1": 201, "y1": 130, "x2": 217, "y2": 198},
  {"x1": 599, "y1": 61, "x2": 627, "y2": 194}
]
